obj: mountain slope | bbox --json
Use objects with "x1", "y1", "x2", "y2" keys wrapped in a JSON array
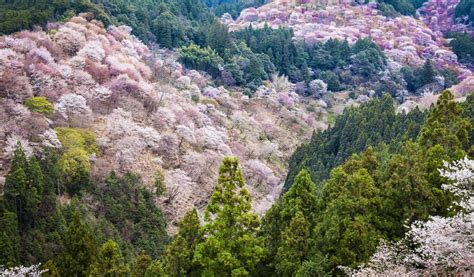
[{"x1": 0, "y1": 15, "x2": 334, "y2": 229}]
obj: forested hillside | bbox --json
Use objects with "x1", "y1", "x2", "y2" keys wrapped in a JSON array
[
  {"x1": 285, "y1": 94, "x2": 427, "y2": 189},
  {"x1": 0, "y1": 0, "x2": 473, "y2": 276}
]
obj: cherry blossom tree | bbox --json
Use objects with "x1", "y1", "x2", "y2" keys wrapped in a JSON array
[
  {"x1": 347, "y1": 157, "x2": 474, "y2": 276},
  {"x1": 4, "y1": 134, "x2": 34, "y2": 159},
  {"x1": 55, "y1": 94, "x2": 92, "y2": 121},
  {"x1": 0, "y1": 264, "x2": 47, "y2": 277}
]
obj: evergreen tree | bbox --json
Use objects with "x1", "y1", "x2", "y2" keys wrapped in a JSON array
[
  {"x1": 145, "y1": 261, "x2": 166, "y2": 277},
  {"x1": 419, "y1": 90, "x2": 471, "y2": 159},
  {"x1": 42, "y1": 260, "x2": 60, "y2": 277},
  {"x1": 379, "y1": 141, "x2": 436, "y2": 239},
  {"x1": 206, "y1": 19, "x2": 231, "y2": 56},
  {"x1": 274, "y1": 212, "x2": 311, "y2": 276},
  {"x1": 4, "y1": 144, "x2": 29, "y2": 225},
  {"x1": 314, "y1": 149, "x2": 381, "y2": 272},
  {"x1": 89, "y1": 240, "x2": 129, "y2": 277},
  {"x1": 24, "y1": 156, "x2": 43, "y2": 228},
  {"x1": 419, "y1": 59, "x2": 436, "y2": 86},
  {"x1": 193, "y1": 157, "x2": 265, "y2": 276},
  {"x1": 260, "y1": 169, "x2": 318, "y2": 273},
  {"x1": 0, "y1": 211, "x2": 20, "y2": 267},
  {"x1": 58, "y1": 211, "x2": 98, "y2": 277},
  {"x1": 132, "y1": 252, "x2": 152, "y2": 277},
  {"x1": 164, "y1": 209, "x2": 201, "y2": 276}
]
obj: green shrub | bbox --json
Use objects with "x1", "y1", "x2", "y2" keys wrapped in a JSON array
[
  {"x1": 55, "y1": 128, "x2": 99, "y2": 155},
  {"x1": 24, "y1": 97, "x2": 54, "y2": 117}
]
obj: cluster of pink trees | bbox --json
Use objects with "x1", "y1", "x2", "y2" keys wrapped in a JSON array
[
  {"x1": 419, "y1": 0, "x2": 473, "y2": 35},
  {"x1": 230, "y1": 0, "x2": 473, "y2": 82},
  {"x1": 1, "y1": 14, "x2": 324, "y2": 227}
]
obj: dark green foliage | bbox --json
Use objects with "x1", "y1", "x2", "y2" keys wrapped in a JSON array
[
  {"x1": 378, "y1": 142, "x2": 436, "y2": 238},
  {"x1": 274, "y1": 212, "x2": 311, "y2": 275},
  {"x1": 132, "y1": 253, "x2": 152, "y2": 277},
  {"x1": 319, "y1": 71, "x2": 342, "y2": 91},
  {"x1": 145, "y1": 261, "x2": 166, "y2": 276},
  {"x1": 455, "y1": 0, "x2": 474, "y2": 25},
  {"x1": 58, "y1": 211, "x2": 98, "y2": 277},
  {"x1": 163, "y1": 209, "x2": 201, "y2": 276},
  {"x1": 350, "y1": 38, "x2": 387, "y2": 80},
  {"x1": 418, "y1": 90, "x2": 471, "y2": 160},
  {"x1": 401, "y1": 59, "x2": 440, "y2": 93},
  {"x1": 94, "y1": 0, "x2": 214, "y2": 46},
  {"x1": 419, "y1": 59, "x2": 436, "y2": 86},
  {"x1": 272, "y1": 90, "x2": 473, "y2": 274},
  {"x1": 231, "y1": 27, "x2": 388, "y2": 94},
  {"x1": 314, "y1": 149, "x2": 381, "y2": 271},
  {"x1": 235, "y1": 26, "x2": 310, "y2": 83},
  {"x1": 351, "y1": 48, "x2": 386, "y2": 79},
  {"x1": 0, "y1": 211, "x2": 20, "y2": 267},
  {"x1": 206, "y1": 19, "x2": 232, "y2": 56},
  {"x1": 1, "y1": 146, "x2": 169, "y2": 271},
  {"x1": 178, "y1": 44, "x2": 224, "y2": 78},
  {"x1": 461, "y1": 93, "x2": 474, "y2": 146},
  {"x1": 260, "y1": 170, "x2": 318, "y2": 274},
  {"x1": 92, "y1": 171, "x2": 169, "y2": 259},
  {"x1": 447, "y1": 32, "x2": 474, "y2": 66},
  {"x1": 377, "y1": 0, "x2": 417, "y2": 15},
  {"x1": 4, "y1": 144, "x2": 43, "y2": 229},
  {"x1": 309, "y1": 39, "x2": 351, "y2": 72},
  {"x1": 0, "y1": 0, "x2": 109, "y2": 35},
  {"x1": 89, "y1": 240, "x2": 129, "y2": 276},
  {"x1": 204, "y1": 0, "x2": 266, "y2": 18},
  {"x1": 285, "y1": 94, "x2": 426, "y2": 189}
]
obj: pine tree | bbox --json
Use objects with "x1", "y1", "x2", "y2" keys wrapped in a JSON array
[
  {"x1": 275, "y1": 212, "x2": 311, "y2": 275},
  {"x1": 42, "y1": 260, "x2": 60, "y2": 277},
  {"x1": 206, "y1": 19, "x2": 231, "y2": 55},
  {"x1": 260, "y1": 169, "x2": 318, "y2": 272},
  {"x1": 193, "y1": 157, "x2": 265, "y2": 276},
  {"x1": 58, "y1": 211, "x2": 98, "y2": 277},
  {"x1": 379, "y1": 141, "x2": 435, "y2": 239},
  {"x1": 4, "y1": 144, "x2": 30, "y2": 226},
  {"x1": 419, "y1": 59, "x2": 436, "y2": 86},
  {"x1": 24, "y1": 156, "x2": 43, "y2": 228},
  {"x1": 89, "y1": 240, "x2": 129, "y2": 277},
  {"x1": 314, "y1": 150, "x2": 381, "y2": 271},
  {"x1": 132, "y1": 252, "x2": 152, "y2": 277},
  {"x1": 418, "y1": 90, "x2": 471, "y2": 160},
  {"x1": 0, "y1": 211, "x2": 20, "y2": 267},
  {"x1": 164, "y1": 209, "x2": 201, "y2": 276},
  {"x1": 145, "y1": 261, "x2": 166, "y2": 277}
]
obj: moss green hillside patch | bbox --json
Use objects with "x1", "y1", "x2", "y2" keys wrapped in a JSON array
[
  {"x1": 55, "y1": 127, "x2": 99, "y2": 155},
  {"x1": 24, "y1": 96, "x2": 54, "y2": 117}
]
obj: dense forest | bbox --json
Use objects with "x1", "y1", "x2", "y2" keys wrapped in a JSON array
[
  {"x1": 1, "y1": 91, "x2": 472, "y2": 275},
  {"x1": 0, "y1": 0, "x2": 468, "y2": 96},
  {"x1": 0, "y1": 0, "x2": 473, "y2": 276}
]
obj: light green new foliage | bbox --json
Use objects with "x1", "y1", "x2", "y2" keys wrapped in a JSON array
[
  {"x1": 24, "y1": 96, "x2": 54, "y2": 117},
  {"x1": 193, "y1": 157, "x2": 265, "y2": 276},
  {"x1": 54, "y1": 127, "x2": 99, "y2": 195}
]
